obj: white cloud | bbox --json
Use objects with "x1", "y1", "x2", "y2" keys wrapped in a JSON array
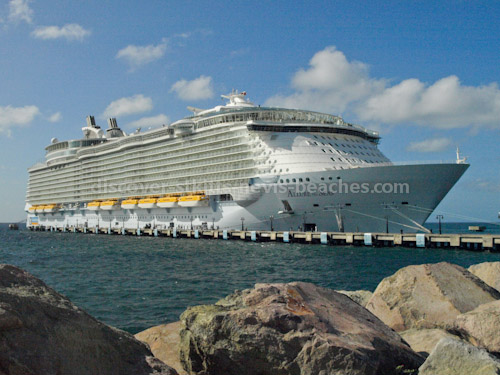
[
  {"x1": 170, "y1": 76, "x2": 214, "y2": 101},
  {"x1": 0, "y1": 105, "x2": 39, "y2": 135},
  {"x1": 48, "y1": 112, "x2": 62, "y2": 122},
  {"x1": 406, "y1": 137, "x2": 452, "y2": 153},
  {"x1": 266, "y1": 46, "x2": 385, "y2": 113},
  {"x1": 466, "y1": 178, "x2": 500, "y2": 193},
  {"x1": 8, "y1": 0, "x2": 33, "y2": 24},
  {"x1": 267, "y1": 46, "x2": 500, "y2": 129},
  {"x1": 359, "y1": 76, "x2": 500, "y2": 128},
  {"x1": 126, "y1": 114, "x2": 170, "y2": 129},
  {"x1": 32, "y1": 24, "x2": 91, "y2": 41},
  {"x1": 230, "y1": 47, "x2": 250, "y2": 57},
  {"x1": 102, "y1": 95, "x2": 153, "y2": 118},
  {"x1": 116, "y1": 41, "x2": 167, "y2": 70}
]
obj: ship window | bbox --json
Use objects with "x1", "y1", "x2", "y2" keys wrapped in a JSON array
[
  {"x1": 306, "y1": 177, "x2": 310, "y2": 182},
  {"x1": 286, "y1": 179, "x2": 290, "y2": 183},
  {"x1": 320, "y1": 177, "x2": 325, "y2": 181},
  {"x1": 299, "y1": 178, "x2": 303, "y2": 182},
  {"x1": 292, "y1": 178, "x2": 296, "y2": 182},
  {"x1": 313, "y1": 204, "x2": 319, "y2": 207},
  {"x1": 279, "y1": 179, "x2": 283, "y2": 183}
]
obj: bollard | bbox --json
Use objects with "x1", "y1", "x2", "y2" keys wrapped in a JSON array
[
  {"x1": 173, "y1": 228, "x2": 177, "y2": 238},
  {"x1": 154, "y1": 228, "x2": 158, "y2": 237},
  {"x1": 251, "y1": 231, "x2": 257, "y2": 241},
  {"x1": 320, "y1": 232, "x2": 328, "y2": 244},
  {"x1": 194, "y1": 229, "x2": 199, "y2": 239},
  {"x1": 223, "y1": 230, "x2": 228, "y2": 240}
]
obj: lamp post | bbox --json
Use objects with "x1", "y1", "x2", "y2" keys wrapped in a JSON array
[
  {"x1": 241, "y1": 217, "x2": 245, "y2": 231},
  {"x1": 270, "y1": 215, "x2": 274, "y2": 231},
  {"x1": 436, "y1": 215, "x2": 443, "y2": 234},
  {"x1": 385, "y1": 216, "x2": 389, "y2": 234}
]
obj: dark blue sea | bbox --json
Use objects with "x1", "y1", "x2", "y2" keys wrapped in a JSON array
[{"x1": 1, "y1": 222, "x2": 500, "y2": 333}]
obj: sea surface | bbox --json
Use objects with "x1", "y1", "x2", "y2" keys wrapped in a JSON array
[{"x1": 1, "y1": 222, "x2": 500, "y2": 333}]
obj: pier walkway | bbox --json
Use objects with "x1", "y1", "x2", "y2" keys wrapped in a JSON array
[{"x1": 28, "y1": 225, "x2": 500, "y2": 251}]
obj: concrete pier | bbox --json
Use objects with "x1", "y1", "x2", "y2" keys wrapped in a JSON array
[{"x1": 27, "y1": 225, "x2": 500, "y2": 251}]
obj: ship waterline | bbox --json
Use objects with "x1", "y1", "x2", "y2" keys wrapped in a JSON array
[{"x1": 26, "y1": 91, "x2": 468, "y2": 233}]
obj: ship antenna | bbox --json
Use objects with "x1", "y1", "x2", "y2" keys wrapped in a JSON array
[{"x1": 456, "y1": 146, "x2": 467, "y2": 164}]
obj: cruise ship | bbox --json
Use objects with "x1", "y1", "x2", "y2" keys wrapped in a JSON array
[{"x1": 25, "y1": 91, "x2": 468, "y2": 233}]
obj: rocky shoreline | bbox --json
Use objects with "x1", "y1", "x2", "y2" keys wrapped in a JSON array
[{"x1": 2, "y1": 261, "x2": 500, "y2": 374}]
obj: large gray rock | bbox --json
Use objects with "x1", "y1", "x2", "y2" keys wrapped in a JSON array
[
  {"x1": 454, "y1": 299, "x2": 500, "y2": 353},
  {"x1": 179, "y1": 282, "x2": 424, "y2": 375},
  {"x1": 419, "y1": 337, "x2": 500, "y2": 375},
  {"x1": 468, "y1": 261, "x2": 500, "y2": 292},
  {"x1": 366, "y1": 262, "x2": 500, "y2": 331},
  {"x1": 399, "y1": 328, "x2": 459, "y2": 357},
  {"x1": 337, "y1": 290, "x2": 373, "y2": 307},
  {"x1": 0, "y1": 264, "x2": 177, "y2": 375},
  {"x1": 136, "y1": 322, "x2": 186, "y2": 375}
]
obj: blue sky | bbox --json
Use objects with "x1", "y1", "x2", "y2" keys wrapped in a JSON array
[{"x1": 0, "y1": 0, "x2": 499, "y2": 223}]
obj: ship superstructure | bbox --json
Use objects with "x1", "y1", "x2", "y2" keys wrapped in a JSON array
[{"x1": 26, "y1": 91, "x2": 468, "y2": 233}]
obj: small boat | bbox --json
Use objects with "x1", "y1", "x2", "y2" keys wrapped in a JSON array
[
  {"x1": 121, "y1": 198, "x2": 139, "y2": 210},
  {"x1": 100, "y1": 200, "x2": 120, "y2": 210},
  {"x1": 157, "y1": 196, "x2": 179, "y2": 208},
  {"x1": 469, "y1": 225, "x2": 486, "y2": 232},
  {"x1": 43, "y1": 204, "x2": 58, "y2": 213},
  {"x1": 8, "y1": 223, "x2": 19, "y2": 230},
  {"x1": 28, "y1": 205, "x2": 38, "y2": 213},
  {"x1": 178, "y1": 194, "x2": 209, "y2": 207},
  {"x1": 138, "y1": 197, "x2": 158, "y2": 209},
  {"x1": 87, "y1": 201, "x2": 101, "y2": 210},
  {"x1": 34, "y1": 205, "x2": 45, "y2": 213}
]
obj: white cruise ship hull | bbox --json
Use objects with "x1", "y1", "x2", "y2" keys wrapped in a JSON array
[{"x1": 27, "y1": 163, "x2": 468, "y2": 233}]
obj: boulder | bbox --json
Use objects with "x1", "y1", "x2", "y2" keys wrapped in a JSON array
[
  {"x1": 468, "y1": 262, "x2": 500, "y2": 292},
  {"x1": 179, "y1": 282, "x2": 424, "y2": 375},
  {"x1": 0, "y1": 264, "x2": 177, "y2": 375},
  {"x1": 337, "y1": 290, "x2": 373, "y2": 307},
  {"x1": 454, "y1": 299, "x2": 500, "y2": 353},
  {"x1": 366, "y1": 262, "x2": 500, "y2": 331},
  {"x1": 136, "y1": 322, "x2": 186, "y2": 375},
  {"x1": 399, "y1": 328, "x2": 459, "y2": 357},
  {"x1": 418, "y1": 337, "x2": 500, "y2": 375}
]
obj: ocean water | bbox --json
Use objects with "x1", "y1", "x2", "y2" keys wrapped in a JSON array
[{"x1": 1, "y1": 223, "x2": 500, "y2": 333}]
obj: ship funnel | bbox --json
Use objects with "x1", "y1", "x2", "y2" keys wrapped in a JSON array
[
  {"x1": 86, "y1": 115, "x2": 96, "y2": 127},
  {"x1": 105, "y1": 118, "x2": 125, "y2": 138},
  {"x1": 107, "y1": 118, "x2": 118, "y2": 128}
]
